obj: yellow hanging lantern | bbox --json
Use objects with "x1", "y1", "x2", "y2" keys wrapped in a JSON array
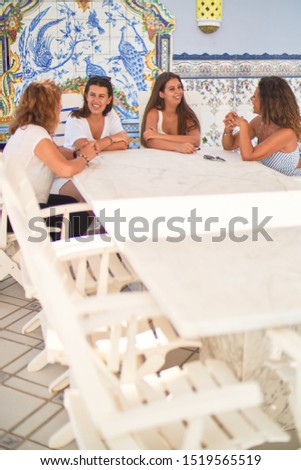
[{"x1": 196, "y1": 0, "x2": 223, "y2": 33}]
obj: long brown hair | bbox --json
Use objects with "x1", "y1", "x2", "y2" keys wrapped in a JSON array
[
  {"x1": 140, "y1": 72, "x2": 200, "y2": 147},
  {"x1": 71, "y1": 75, "x2": 113, "y2": 118},
  {"x1": 9, "y1": 80, "x2": 62, "y2": 135},
  {"x1": 259, "y1": 76, "x2": 301, "y2": 139}
]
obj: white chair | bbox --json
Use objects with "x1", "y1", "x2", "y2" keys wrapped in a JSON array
[
  {"x1": 2, "y1": 155, "x2": 202, "y2": 371},
  {"x1": 1, "y1": 157, "x2": 180, "y2": 447},
  {"x1": 0, "y1": 155, "x2": 138, "y2": 389},
  {"x1": 0, "y1": 202, "x2": 23, "y2": 285},
  {"x1": 3, "y1": 157, "x2": 289, "y2": 450},
  {"x1": 52, "y1": 93, "x2": 83, "y2": 146},
  {"x1": 0, "y1": 152, "x2": 23, "y2": 285}
]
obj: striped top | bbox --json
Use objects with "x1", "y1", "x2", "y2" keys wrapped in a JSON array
[{"x1": 260, "y1": 147, "x2": 301, "y2": 176}]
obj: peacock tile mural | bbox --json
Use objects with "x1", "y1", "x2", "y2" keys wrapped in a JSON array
[{"x1": 0, "y1": 0, "x2": 175, "y2": 146}]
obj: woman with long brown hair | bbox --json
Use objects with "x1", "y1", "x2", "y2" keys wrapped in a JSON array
[
  {"x1": 222, "y1": 76, "x2": 301, "y2": 175},
  {"x1": 141, "y1": 72, "x2": 201, "y2": 154},
  {"x1": 51, "y1": 75, "x2": 128, "y2": 202}
]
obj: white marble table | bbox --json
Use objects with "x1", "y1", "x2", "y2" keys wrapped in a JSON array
[
  {"x1": 74, "y1": 147, "x2": 301, "y2": 201},
  {"x1": 111, "y1": 224, "x2": 301, "y2": 335},
  {"x1": 74, "y1": 147, "x2": 301, "y2": 238},
  {"x1": 74, "y1": 147, "x2": 301, "y2": 428},
  {"x1": 73, "y1": 147, "x2": 301, "y2": 336}
]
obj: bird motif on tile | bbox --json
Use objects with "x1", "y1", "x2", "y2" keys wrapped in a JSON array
[
  {"x1": 32, "y1": 18, "x2": 64, "y2": 69},
  {"x1": 109, "y1": 24, "x2": 147, "y2": 91},
  {"x1": 18, "y1": 6, "x2": 94, "y2": 81},
  {"x1": 87, "y1": 10, "x2": 105, "y2": 34},
  {"x1": 84, "y1": 57, "x2": 108, "y2": 78}
]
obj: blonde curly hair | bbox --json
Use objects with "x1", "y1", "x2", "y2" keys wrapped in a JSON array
[{"x1": 9, "y1": 79, "x2": 62, "y2": 136}]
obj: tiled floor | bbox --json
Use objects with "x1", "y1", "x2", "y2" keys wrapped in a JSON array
[
  {"x1": 0, "y1": 274, "x2": 300, "y2": 450},
  {"x1": 0, "y1": 275, "x2": 77, "y2": 450},
  {"x1": 0, "y1": 275, "x2": 201, "y2": 450}
]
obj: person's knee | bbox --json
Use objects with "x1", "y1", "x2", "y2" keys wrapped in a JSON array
[{"x1": 59, "y1": 181, "x2": 85, "y2": 203}]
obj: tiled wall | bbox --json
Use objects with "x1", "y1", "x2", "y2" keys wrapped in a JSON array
[
  {"x1": 1, "y1": 1, "x2": 301, "y2": 147},
  {"x1": 0, "y1": 0, "x2": 175, "y2": 147},
  {"x1": 174, "y1": 54, "x2": 301, "y2": 146}
]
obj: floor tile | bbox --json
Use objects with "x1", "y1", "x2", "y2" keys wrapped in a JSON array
[
  {"x1": 13, "y1": 402, "x2": 62, "y2": 437},
  {"x1": 0, "y1": 301, "x2": 18, "y2": 318},
  {"x1": 1, "y1": 329, "x2": 42, "y2": 347},
  {"x1": 29, "y1": 409, "x2": 71, "y2": 447},
  {"x1": 0, "y1": 307, "x2": 33, "y2": 328},
  {"x1": 17, "y1": 440, "x2": 49, "y2": 450},
  {"x1": 5, "y1": 376, "x2": 53, "y2": 400},
  {"x1": 11, "y1": 311, "x2": 44, "y2": 340},
  {"x1": 0, "y1": 282, "x2": 30, "y2": 300},
  {"x1": 0, "y1": 371, "x2": 10, "y2": 382},
  {"x1": 25, "y1": 300, "x2": 41, "y2": 311},
  {"x1": 0, "y1": 293, "x2": 29, "y2": 307},
  {"x1": 16, "y1": 362, "x2": 68, "y2": 388},
  {"x1": 0, "y1": 385, "x2": 45, "y2": 430},
  {"x1": 0, "y1": 276, "x2": 18, "y2": 291},
  {"x1": 52, "y1": 391, "x2": 65, "y2": 406},
  {"x1": 0, "y1": 337, "x2": 30, "y2": 369},
  {"x1": 3, "y1": 348, "x2": 44, "y2": 375},
  {"x1": 0, "y1": 433, "x2": 23, "y2": 449}
]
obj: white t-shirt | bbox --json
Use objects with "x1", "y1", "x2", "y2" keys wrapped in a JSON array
[
  {"x1": 64, "y1": 110, "x2": 124, "y2": 148},
  {"x1": 51, "y1": 110, "x2": 124, "y2": 194},
  {"x1": 3, "y1": 124, "x2": 54, "y2": 203}
]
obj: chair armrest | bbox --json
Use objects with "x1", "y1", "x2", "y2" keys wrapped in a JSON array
[
  {"x1": 52, "y1": 236, "x2": 116, "y2": 261},
  {"x1": 104, "y1": 381, "x2": 263, "y2": 438},
  {"x1": 74, "y1": 291, "x2": 162, "y2": 327}
]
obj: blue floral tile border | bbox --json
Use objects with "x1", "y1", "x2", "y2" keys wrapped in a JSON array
[{"x1": 173, "y1": 53, "x2": 301, "y2": 79}]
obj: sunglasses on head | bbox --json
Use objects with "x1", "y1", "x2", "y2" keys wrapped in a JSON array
[{"x1": 88, "y1": 75, "x2": 111, "y2": 82}]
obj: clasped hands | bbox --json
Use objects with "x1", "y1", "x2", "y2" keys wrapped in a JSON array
[
  {"x1": 78, "y1": 131, "x2": 128, "y2": 158},
  {"x1": 223, "y1": 111, "x2": 248, "y2": 133}
]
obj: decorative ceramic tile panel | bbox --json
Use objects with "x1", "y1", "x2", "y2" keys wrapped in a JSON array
[
  {"x1": 173, "y1": 53, "x2": 301, "y2": 146},
  {"x1": 0, "y1": 0, "x2": 175, "y2": 146}
]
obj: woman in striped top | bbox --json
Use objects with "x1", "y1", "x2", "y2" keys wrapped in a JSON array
[{"x1": 222, "y1": 76, "x2": 301, "y2": 176}]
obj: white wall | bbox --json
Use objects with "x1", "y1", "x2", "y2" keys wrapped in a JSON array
[{"x1": 163, "y1": 0, "x2": 301, "y2": 55}]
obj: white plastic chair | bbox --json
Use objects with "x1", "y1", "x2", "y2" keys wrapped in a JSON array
[
  {"x1": 0, "y1": 152, "x2": 23, "y2": 284},
  {"x1": 0, "y1": 202, "x2": 23, "y2": 285},
  {"x1": 3, "y1": 157, "x2": 289, "y2": 450},
  {"x1": 0, "y1": 155, "x2": 138, "y2": 388},
  {"x1": 2, "y1": 156, "x2": 202, "y2": 380},
  {"x1": 52, "y1": 93, "x2": 83, "y2": 146}
]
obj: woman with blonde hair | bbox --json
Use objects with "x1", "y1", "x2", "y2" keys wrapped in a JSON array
[
  {"x1": 222, "y1": 76, "x2": 301, "y2": 175},
  {"x1": 3, "y1": 79, "x2": 98, "y2": 237},
  {"x1": 141, "y1": 72, "x2": 200, "y2": 153}
]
